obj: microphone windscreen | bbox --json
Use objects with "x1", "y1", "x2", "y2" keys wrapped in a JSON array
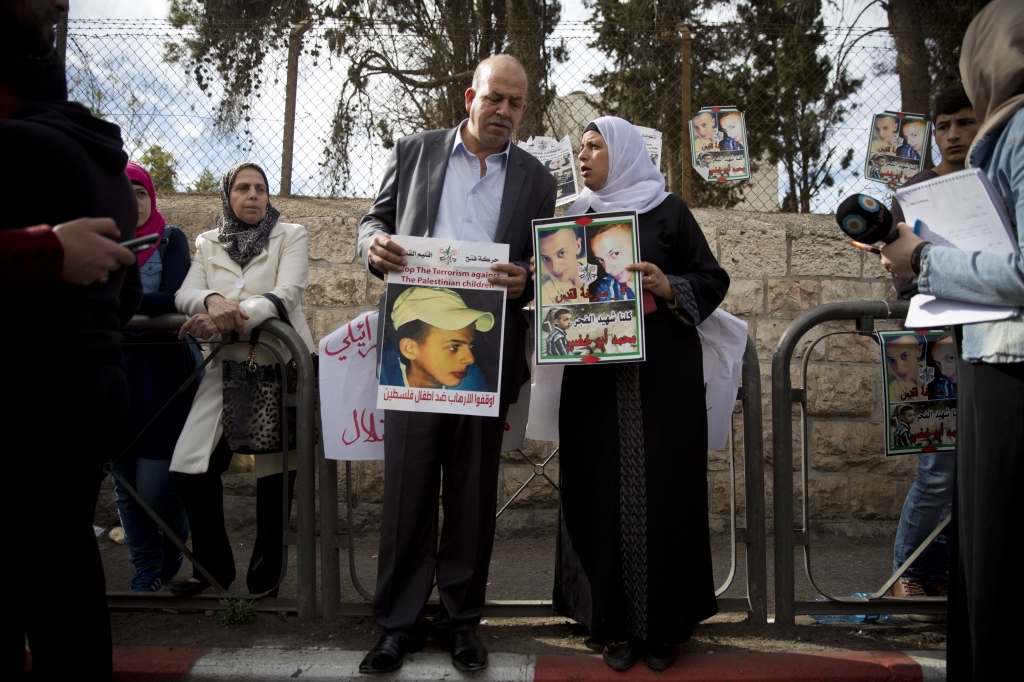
[{"x1": 835, "y1": 194, "x2": 896, "y2": 244}]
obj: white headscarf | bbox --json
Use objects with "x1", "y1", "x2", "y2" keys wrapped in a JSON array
[{"x1": 565, "y1": 116, "x2": 672, "y2": 217}]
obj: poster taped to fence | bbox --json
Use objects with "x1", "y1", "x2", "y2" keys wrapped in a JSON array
[
  {"x1": 533, "y1": 211, "x2": 645, "y2": 365},
  {"x1": 319, "y1": 311, "x2": 385, "y2": 461},
  {"x1": 864, "y1": 111, "x2": 930, "y2": 188},
  {"x1": 517, "y1": 135, "x2": 579, "y2": 206},
  {"x1": 376, "y1": 235, "x2": 506, "y2": 417},
  {"x1": 634, "y1": 125, "x2": 663, "y2": 171},
  {"x1": 690, "y1": 107, "x2": 750, "y2": 182},
  {"x1": 878, "y1": 330, "x2": 957, "y2": 456}
]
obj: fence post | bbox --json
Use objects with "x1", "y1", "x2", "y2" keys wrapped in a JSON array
[
  {"x1": 55, "y1": 12, "x2": 68, "y2": 69},
  {"x1": 679, "y1": 24, "x2": 692, "y2": 205},
  {"x1": 280, "y1": 20, "x2": 313, "y2": 197}
]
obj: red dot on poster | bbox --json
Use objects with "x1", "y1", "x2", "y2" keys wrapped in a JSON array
[
  {"x1": 712, "y1": 107, "x2": 721, "y2": 112},
  {"x1": 921, "y1": 445, "x2": 938, "y2": 453},
  {"x1": 580, "y1": 355, "x2": 600, "y2": 364},
  {"x1": 897, "y1": 113, "x2": 906, "y2": 118},
  {"x1": 575, "y1": 217, "x2": 594, "y2": 226},
  {"x1": 717, "y1": 177, "x2": 726, "y2": 183}
]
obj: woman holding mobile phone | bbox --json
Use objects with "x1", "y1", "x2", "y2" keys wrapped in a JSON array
[{"x1": 109, "y1": 162, "x2": 198, "y2": 592}]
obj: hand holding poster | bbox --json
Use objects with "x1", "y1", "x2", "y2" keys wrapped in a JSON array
[
  {"x1": 533, "y1": 211, "x2": 645, "y2": 365},
  {"x1": 377, "y1": 235, "x2": 507, "y2": 417},
  {"x1": 864, "y1": 111, "x2": 930, "y2": 188},
  {"x1": 517, "y1": 135, "x2": 580, "y2": 207},
  {"x1": 879, "y1": 330, "x2": 957, "y2": 456},
  {"x1": 690, "y1": 107, "x2": 751, "y2": 182}
]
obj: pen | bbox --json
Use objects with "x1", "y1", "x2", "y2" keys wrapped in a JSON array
[
  {"x1": 850, "y1": 240, "x2": 881, "y2": 255},
  {"x1": 913, "y1": 219, "x2": 922, "y2": 236}
]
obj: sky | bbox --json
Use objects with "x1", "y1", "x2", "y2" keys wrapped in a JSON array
[{"x1": 67, "y1": 0, "x2": 912, "y2": 210}]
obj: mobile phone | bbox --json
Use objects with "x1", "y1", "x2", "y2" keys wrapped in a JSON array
[{"x1": 119, "y1": 234, "x2": 160, "y2": 253}]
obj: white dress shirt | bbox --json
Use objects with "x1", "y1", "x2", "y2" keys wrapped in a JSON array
[{"x1": 433, "y1": 120, "x2": 509, "y2": 243}]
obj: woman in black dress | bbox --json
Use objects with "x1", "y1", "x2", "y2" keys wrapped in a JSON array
[{"x1": 552, "y1": 117, "x2": 729, "y2": 670}]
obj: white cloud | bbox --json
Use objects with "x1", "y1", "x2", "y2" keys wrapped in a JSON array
[{"x1": 70, "y1": 0, "x2": 168, "y2": 20}]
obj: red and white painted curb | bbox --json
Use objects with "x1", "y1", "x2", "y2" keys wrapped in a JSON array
[{"x1": 91, "y1": 647, "x2": 946, "y2": 681}]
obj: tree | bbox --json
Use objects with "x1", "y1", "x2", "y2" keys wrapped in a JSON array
[
  {"x1": 585, "y1": 1, "x2": 712, "y2": 201},
  {"x1": 165, "y1": 1, "x2": 565, "y2": 193},
  {"x1": 192, "y1": 168, "x2": 219, "y2": 192},
  {"x1": 141, "y1": 145, "x2": 179, "y2": 193},
  {"x1": 734, "y1": 0, "x2": 861, "y2": 213}
]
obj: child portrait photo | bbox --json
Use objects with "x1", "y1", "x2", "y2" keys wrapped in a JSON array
[{"x1": 533, "y1": 212, "x2": 645, "y2": 365}]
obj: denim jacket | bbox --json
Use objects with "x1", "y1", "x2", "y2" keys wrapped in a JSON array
[{"x1": 917, "y1": 107, "x2": 1024, "y2": 363}]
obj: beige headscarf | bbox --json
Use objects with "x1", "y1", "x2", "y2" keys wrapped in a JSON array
[{"x1": 960, "y1": 0, "x2": 1024, "y2": 164}]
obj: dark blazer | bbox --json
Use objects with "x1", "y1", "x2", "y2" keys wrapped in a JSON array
[{"x1": 359, "y1": 126, "x2": 557, "y2": 404}]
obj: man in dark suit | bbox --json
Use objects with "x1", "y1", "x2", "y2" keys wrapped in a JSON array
[{"x1": 357, "y1": 54, "x2": 556, "y2": 674}]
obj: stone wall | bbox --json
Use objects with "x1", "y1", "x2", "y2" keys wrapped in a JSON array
[{"x1": 96, "y1": 195, "x2": 912, "y2": 540}]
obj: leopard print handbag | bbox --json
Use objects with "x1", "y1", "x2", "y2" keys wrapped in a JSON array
[{"x1": 221, "y1": 335, "x2": 296, "y2": 454}]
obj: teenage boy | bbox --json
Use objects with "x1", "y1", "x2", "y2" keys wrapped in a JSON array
[
  {"x1": 545, "y1": 309, "x2": 572, "y2": 356},
  {"x1": 884, "y1": 82, "x2": 978, "y2": 612},
  {"x1": 381, "y1": 286, "x2": 494, "y2": 391}
]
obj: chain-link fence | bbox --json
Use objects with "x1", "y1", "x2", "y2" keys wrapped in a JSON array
[{"x1": 66, "y1": 19, "x2": 947, "y2": 212}]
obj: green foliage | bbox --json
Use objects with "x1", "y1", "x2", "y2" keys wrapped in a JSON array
[
  {"x1": 192, "y1": 168, "x2": 219, "y2": 192},
  {"x1": 585, "y1": 1, "x2": 743, "y2": 206},
  {"x1": 218, "y1": 598, "x2": 257, "y2": 626},
  {"x1": 165, "y1": 1, "x2": 564, "y2": 193},
  {"x1": 166, "y1": 1, "x2": 316, "y2": 135},
  {"x1": 733, "y1": 0, "x2": 860, "y2": 213},
  {"x1": 141, "y1": 145, "x2": 179, "y2": 193},
  {"x1": 586, "y1": 0, "x2": 860, "y2": 212}
]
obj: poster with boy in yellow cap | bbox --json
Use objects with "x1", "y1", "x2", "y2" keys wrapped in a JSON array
[{"x1": 377, "y1": 235, "x2": 507, "y2": 416}]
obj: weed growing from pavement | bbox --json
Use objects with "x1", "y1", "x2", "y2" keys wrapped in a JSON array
[{"x1": 218, "y1": 599, "x2": 256, "y2": 626}]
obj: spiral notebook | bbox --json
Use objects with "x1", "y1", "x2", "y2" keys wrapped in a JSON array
[{"x1": 895, "y1": 168, "x2": 1020, "y2": 327}]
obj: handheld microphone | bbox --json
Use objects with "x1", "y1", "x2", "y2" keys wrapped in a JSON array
[{"x1": 835, "y1": 194, "x2": 897, "y2": 244}]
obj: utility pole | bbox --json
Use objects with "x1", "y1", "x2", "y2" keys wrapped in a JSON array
[
  {"x1": 280, "y1": 20, "x2": 314, "y2": 196},
  {"x1": 679, "y1": 24, "x2": 692, "y2": 204},
  {"x1": 55, "y1": 12, "x2": 68, "y2": 69}
]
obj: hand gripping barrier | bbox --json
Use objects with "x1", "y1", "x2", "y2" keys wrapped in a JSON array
[
  {"x1": 771, "y1": 300, "x2": 948, "y2": 625},
  {"x1": 106, "y1": 314, "x2": 317, "y2": 619},
  {"x1": 318, "y1": 337, "x2": 767, "y2": 623}
]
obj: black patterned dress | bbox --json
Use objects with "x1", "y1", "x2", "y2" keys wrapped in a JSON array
[{"x1": 553, "y1": 194, "x2": 729, "y2": 645}]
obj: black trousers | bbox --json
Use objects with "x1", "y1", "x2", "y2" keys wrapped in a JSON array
[
  {"x1": 947, "y1": 350, "x2": 1024, "y2": 681},
  {"x1": 174, "y1": 438, "x2": 296, "y2": 595},
  {"x1": 6, "y1": 366, "x2": 126, "y2": 681},
  {"x1": 373, "y1": 406, "x2": 509, "y2": 642}
]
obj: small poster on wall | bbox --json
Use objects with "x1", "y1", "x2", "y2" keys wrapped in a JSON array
[
  {"x1": 690, "y1": 106, "x2": 751, "y2": 182},
  {"x1": 517, "y1": 135, "x2": 580, "y2": 206},
  {"x1": 634, "y1": 125, "x2": 663, "y2": 171},
  {"x1": 376, "y1": 236, "x2": 507, "y2": 417},
  {"x1": 879, "y1": 330, "x2": 957, "y2": 456},
  {"x1": 533, "y1": 211, "x2": 645, "y2": 365},
  {"x1": 864, "y1": 111, "x2": 930, "y2": 187}
]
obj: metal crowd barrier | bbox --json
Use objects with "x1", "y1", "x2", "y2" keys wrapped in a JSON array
[
  {"x1": 105, "y1": 314, "x2": 318, "y2": 619},
  {"x1": 771, "y1": 300, "x2": 948, "y2": 625},
  {"x1": 319, "y1": 337, "x2": 767, "y2": 623}
]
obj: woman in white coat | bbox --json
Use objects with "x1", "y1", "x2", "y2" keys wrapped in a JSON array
[{"x1": 169, "y1": 162, "x2": 315, "y2": 597}]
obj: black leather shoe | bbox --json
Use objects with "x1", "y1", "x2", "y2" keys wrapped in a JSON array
[
  {"x1": 602, "y1": 641, "x2": 638, "y2": 670},
  {"x1": 359, "y1": 632, "x2": 422, "y2": 674},
  {"x1": 643, "y1": 642, "x2": 675, "y2": 670},
  {"x1": 168, "y1": 578, "x2": 211, "y2": 596},
  {"x1": 451, "y1": 630, "x2": 488, "y2": 672}
]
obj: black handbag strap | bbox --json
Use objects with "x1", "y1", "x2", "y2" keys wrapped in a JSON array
[{"x1": 263, "y1": 292, "x2": 293, "y2": 328}]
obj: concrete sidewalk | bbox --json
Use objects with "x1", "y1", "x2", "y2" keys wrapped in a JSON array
[{"x1": 61, "y1": 647, "x2": 946, "y2": 681}]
